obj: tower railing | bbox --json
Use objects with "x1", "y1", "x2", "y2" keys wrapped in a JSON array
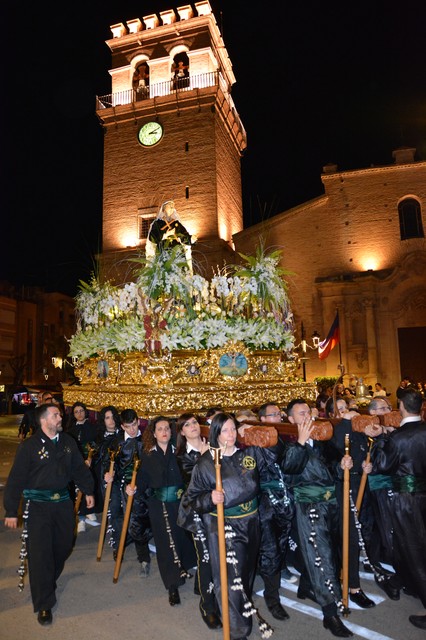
[{"x1": 96, "y1": 71, "x2": 221, "y2": 109}]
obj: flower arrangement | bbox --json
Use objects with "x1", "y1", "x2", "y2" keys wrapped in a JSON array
[{"x1": 68, "y1": 244, "x2": 295, "y2": 362}]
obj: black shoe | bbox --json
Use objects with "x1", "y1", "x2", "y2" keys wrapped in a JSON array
[
  {"x1": 201, "y1": 611, "x2": 223, "y2": 629},
  {"x1": 362, "y1": 561, "x2": 374, "y2": 573},
  {"x1": 323, "y1": 616, "x2": 353, "y2": 637},
  {"x1": 349, "y1": 589, "x2": 375, "y2": 608},
  {"x1": 409, "y1": 614, "x2": 426, "y2": 630},
  {"x1": 374, "y1": 575, "x2": 400, "y2": 600},
  {"x1": 168, "y1": 587, "x2": 181, "y2": 606},
  {"x1": 297, "y1": 586, "x2": 318, "y2": 604},
  {"x1": 37, "y1": 610, "x2": 52, "y2": 626},
  {"x1": 267, "y1": 602, "x2": 290, "y2": 620},
  {"x1": 194, "y1": 582, "x2": 201, "y2": 596}
]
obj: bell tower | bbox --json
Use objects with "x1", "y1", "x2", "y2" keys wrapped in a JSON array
[{"x1": 96, "y1": 1, "x2": 247, "y2": 281}]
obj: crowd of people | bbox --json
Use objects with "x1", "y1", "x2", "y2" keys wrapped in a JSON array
[{"x1": 4, "y1": 386, "x2": 426, "y2": 638}]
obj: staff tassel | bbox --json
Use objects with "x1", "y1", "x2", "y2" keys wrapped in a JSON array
[
  {"x1": 74, "y1": 444, "x2": 95, "y2": 533},
  {"x1": 355, "y1": 437, "x2": 373, "y2": 515},
  {"x1": 342, "y1": 433, "x2": 350, "y2": 616},
  {"x1": 97, "y1": 448, "x2": 118, "y2": 562},
  {"x1": 113, "y1": 455, "x2": 140, "y2": 583},
  {"x1": 212, "y1": 447, "x2": 231, "y2": 640}
]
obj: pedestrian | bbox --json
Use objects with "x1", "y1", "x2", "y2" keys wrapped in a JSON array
[{"x1": 3, "y1": 403, "x2": 95, "y2": 626}]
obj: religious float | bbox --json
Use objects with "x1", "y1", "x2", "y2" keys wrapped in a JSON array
[{"x1": 64, "y1": 241, "x2": 315, "y2": 417}]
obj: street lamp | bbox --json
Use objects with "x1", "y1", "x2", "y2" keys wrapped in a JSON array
[{"x1": 295, "y1": 323, "x2": 320, "y2": 381}]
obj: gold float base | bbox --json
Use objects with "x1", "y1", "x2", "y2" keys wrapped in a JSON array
[{"x1": 64, "y1": 345, "x2": 316, "y2": 418}]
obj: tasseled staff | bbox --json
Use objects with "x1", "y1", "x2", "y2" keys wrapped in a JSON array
[
  {"x1": 97, "y1": 447, "x2": 119, "y2": 562},
  {"x1": 113, "y1": 454, "x2": 140, "y2": 583},
  {"x1": 211, "y1": 446, "x2": 231, "y2": 640},
  {"x1": 342, "y1": 434, "x2": 350, "y2": 616},
  {"x1": 355, "y1": 437, "x2": 373, "y2": 514}
]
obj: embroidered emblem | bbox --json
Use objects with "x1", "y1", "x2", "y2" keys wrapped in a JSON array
[
  {"x1": 177, "y1": 488, "x2": 183, "y2": 499},
  {"x1": 241, "y1": 501, "x2": 253, "y2": 512},
  {"x1": 51, "y1": 493, "x2": 60, "y2": 501},
  {"x1": 242, "y1": 456, "x2": 256, "y2": 470},
  {"x1": 38, "y1": 446, "x2": 49, "y2": 460},
  {"x1": 323, "y1": 490, "x2": 332, "y2": 501}
]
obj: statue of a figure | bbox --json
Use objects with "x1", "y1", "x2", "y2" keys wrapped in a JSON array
[{"x1": 146, "y1": 200, "x2": 195, "y2": 270}]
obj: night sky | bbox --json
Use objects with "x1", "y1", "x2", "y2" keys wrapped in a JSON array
[{"x1": 3, "y1": 1, "x2": 426, "y2": 297}]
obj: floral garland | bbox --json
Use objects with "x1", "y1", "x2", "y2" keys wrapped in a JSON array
[{"x1": 68, "y1": 244, "x2": 295, "y2": 362}]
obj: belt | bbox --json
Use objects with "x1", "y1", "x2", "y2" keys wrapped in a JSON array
[
  {"x1": 23, "y1": 488, "x2": 70, "y2": 502},
  {"x1": 153, "y1": 485, "x2": 184, "y2": 502},
  {"x1": 368, "y1": 474, "x2": 393, "y2": 491},
  {"x1": 392, "y1": 475, "x2": 426, "y2": 493},
  {"x1": 210, "y1": 496, "x2": 258, "y2": 518},
  {"x1": 293, "y1": 484, "x2": 336, "y2": 504}
]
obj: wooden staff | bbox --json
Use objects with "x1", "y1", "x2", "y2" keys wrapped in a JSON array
[
  {"x1": 113, "y1": 456, "x2": 141, "y2": 584},
  {"x1": 355, "y1": 437, "x2": 373, "y2": 514},
  {"x1": 74, "y1": 444, "x2": 95, "y2": 529},
  {"x1": 342, "y1": 433, "x2": 350, "y2": 616},
  {"x1": 212, "y1": 447, "x2": 230, "y2": 640},
  {"x1": 97, "y1": 448, "x2": 118, "y2": 562}
]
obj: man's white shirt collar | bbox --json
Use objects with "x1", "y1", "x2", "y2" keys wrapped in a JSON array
[{"x1": 400, "y1": 415, "x2": 422, "y2": 427}]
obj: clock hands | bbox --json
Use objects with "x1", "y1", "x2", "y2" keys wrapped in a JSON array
[{"x1": 149, "y1": 126, "x2": 161, "y2": 135}]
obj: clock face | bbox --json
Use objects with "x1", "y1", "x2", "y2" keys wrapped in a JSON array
[{"x1": 138, "y1": 121, "x2": 164, "y2": 147}]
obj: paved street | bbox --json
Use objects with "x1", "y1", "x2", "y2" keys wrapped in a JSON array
[{"x1": 0, "y1": 415, "x2": 424, "y2": 640}]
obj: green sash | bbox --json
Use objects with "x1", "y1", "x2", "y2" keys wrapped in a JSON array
[
  {"x1": 23, "y1": 488, "x2": 69, "y2": 502},
  {"x1": 153, "y1": 485, "x2": 184, "y2": 502},
  {"x1": 260, "y1": 480, "x2": 282, "y2": 491},
  {"x1": 392, "y1": 475, "x2": 426, "y2": 493},
  {"x1": 293, "y1": 484, "x2": 336, "y2": 504},
  {"x1": 210, "y1": 496, "x2": 259, "y2": 518},
  {"x1": 368, "y1": 474, "x2": 393, "y2": 491}
]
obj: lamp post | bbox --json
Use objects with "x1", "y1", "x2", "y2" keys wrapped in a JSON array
[{"x1": 296, "y1": 323, "x2": 320, "y2": 381}]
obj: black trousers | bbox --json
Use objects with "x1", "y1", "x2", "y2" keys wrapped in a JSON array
[{"x1": 26, "y1": 499, "x2": 75, "y2": 612}]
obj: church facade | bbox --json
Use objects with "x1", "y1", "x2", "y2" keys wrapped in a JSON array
[{"x1": 234, "y1": 148, "x2": 426, "y2": 400}]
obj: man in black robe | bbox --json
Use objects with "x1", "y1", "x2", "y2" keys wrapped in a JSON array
[
  {"x1": 372, "y1": 388, "x2": 426, "y2": 630},
  {"x1": 4, "y1": 403, "x2": 94, "y2": 626}
]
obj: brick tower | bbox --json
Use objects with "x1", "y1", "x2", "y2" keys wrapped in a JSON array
[{"x1": 96, "y1": 1, "x2": 247, "y2": 282}]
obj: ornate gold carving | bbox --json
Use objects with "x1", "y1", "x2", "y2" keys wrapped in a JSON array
[{"x1": 64, "y1": 345, "x2": 315, "y2": 417}]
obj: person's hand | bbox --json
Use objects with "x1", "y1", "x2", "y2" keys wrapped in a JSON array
[
  {"x1": 85, "y1": 458, "x2": 92, "y2": 467},
  {"x1": 297, "y1": 415, "x2": 315, "y2": 446},
  {"x1": 85, "y1": 495, "x2": 95, "y2": 509},
  {"x1": 362, "y1": 460, "x2": 373, "y2": 474},
  {"x1": 364, "y1": 423, "x2": 383, "y2": 437},
  {"x1": 4, "y1": 517, "x2": 18, "y2": 529},
  {"x1": 104, "y1": 471, "x2": 114, "y2": 483},
  {"x1": 125, "y1": 484, "x2": 137, "y2": 497},
  {"x1": 340, "y1": 454, "x2": 353, "y2": 470},
  {"x1": 199, "y1": 438, "x2": 210, "y2": 455},
  {"x1": 212, "y1": 489, "x2": 224, "y2": 505}
]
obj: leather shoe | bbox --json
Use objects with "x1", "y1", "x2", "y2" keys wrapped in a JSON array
[
  {"x1": 267, "y1": 602, "x2": 290, "y2": 620},
  {"x1": 409, "y1": 614, "x2": 426, "y2": 630},
  {"x1": 349, "y1": 589, "x2": 375, "y2": 608},
  {"x1": 37, "y1": 610, "x2": 52, "y2": 626},
  {"x1": 168, "y1": 587, "x2": 181, "y2": 606},
  {"x1": 374, "y1": 575, "x2": 400, "y2": 600},
  {"x1": 201, "y1": 611, "x2": 222, "y2": 629},
  {"x1": 323, "y1": 616, "x2": 353, "y2": 637},
  {"x1": 297, "y1": 586, "x2": 318, "y2": 604}
]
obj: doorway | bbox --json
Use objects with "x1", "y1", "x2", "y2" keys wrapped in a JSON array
[{"x1": 398, "y1": 326, "x2": 426, "y2": 384}]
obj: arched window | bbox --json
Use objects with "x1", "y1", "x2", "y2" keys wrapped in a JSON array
[
  {"x1": 398, "y1": 198, "x2": 424, "y2": 240},
  {"x1": 171, "y1": 52, "x2": 190, "y2": 90}
]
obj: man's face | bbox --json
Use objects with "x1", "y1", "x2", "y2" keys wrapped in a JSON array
[
  {"x1": 370, "y1": 400, "x2": 391, "y2": 416},
  {"x1": 261, "y1": 405, "x2": 282, "y2": 423},
  {"x1": 122, "y1": 419, "x2": 139, "y2": 438},
  {"x1": 288, "y1": 403, "x2": 311, "y2": 426},
  {"x1": 43, "y1": 406, "x2": 63, "y2": 434}
]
